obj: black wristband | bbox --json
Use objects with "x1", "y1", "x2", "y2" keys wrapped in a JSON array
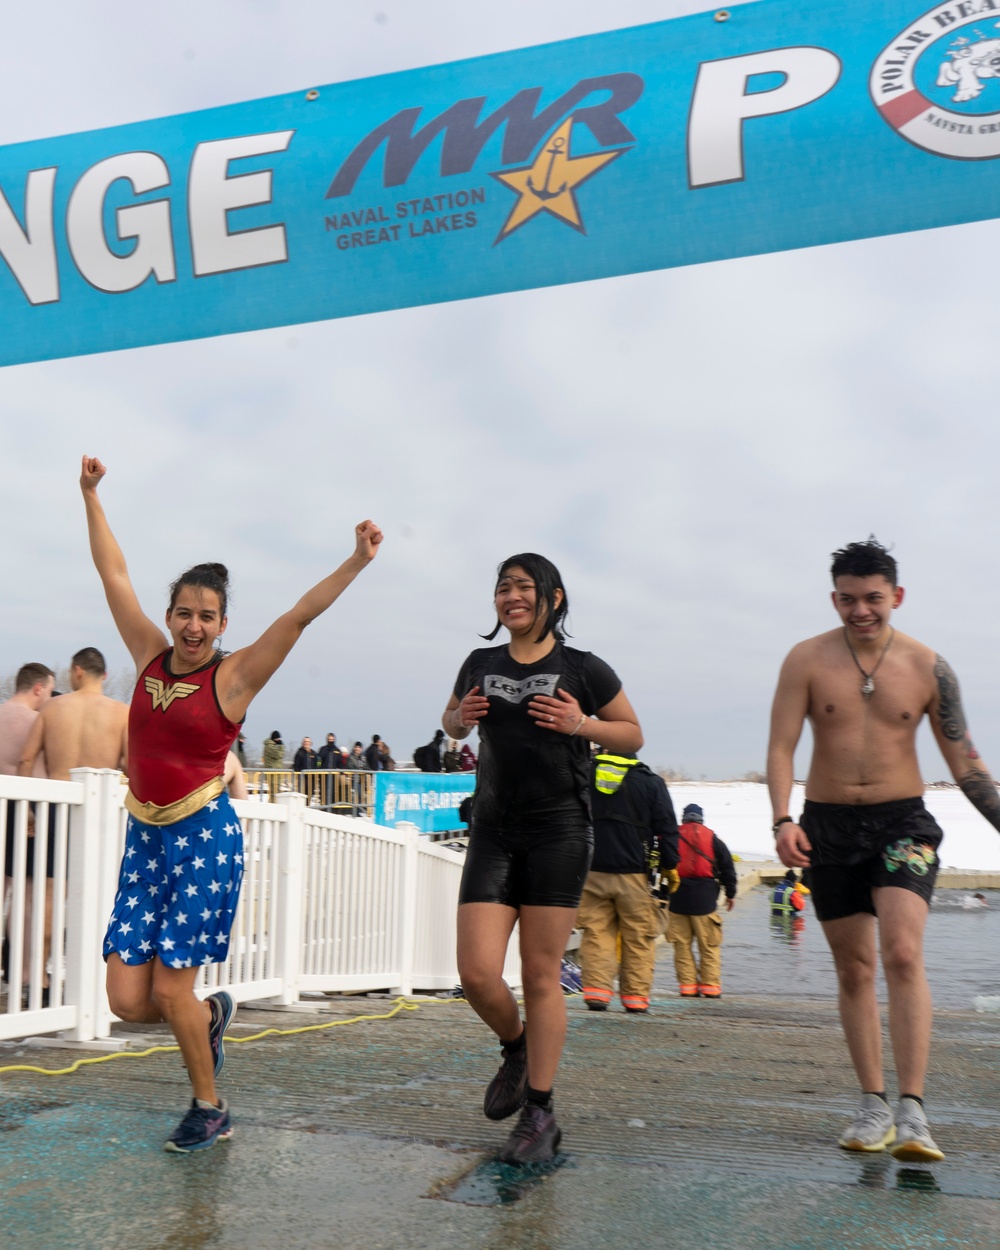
[{"x1": 771, "y1": 816, "x2": 794, "y2": 836}]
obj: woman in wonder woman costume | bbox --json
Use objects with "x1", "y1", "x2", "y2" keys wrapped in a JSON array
[{"x1": 80, "y1": 454, "x2": 381, "y2": 1152}]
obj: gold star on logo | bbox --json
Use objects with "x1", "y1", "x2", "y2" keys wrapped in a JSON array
[{"x1": 492, "y1": 118, "x2": 629, "y2": 243}]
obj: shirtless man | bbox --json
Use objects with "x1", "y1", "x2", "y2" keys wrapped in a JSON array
[
  {"x1": 18, "y1": 648, "x2": 127, "y2": 781},
  {"x1": 17, "y1": 648, "x2": 127, "y2": 997},
  {"x1": 767, "y1": 538, "x2": 1000, "y2": 1164},
  {"x1": 1, "y1": 662, "x2": 55, "y2": 989},
  {"x1": 0, "y1": 662, "x2": 54, "y2": 775}
]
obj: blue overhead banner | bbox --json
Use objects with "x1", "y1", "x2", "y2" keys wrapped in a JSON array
[
  {"x1": 373, "y1": 772, "x2": 473, "y2": 835},
  {"x1": 2, "y1": 0, "x2": 1000, "y2": 365}
]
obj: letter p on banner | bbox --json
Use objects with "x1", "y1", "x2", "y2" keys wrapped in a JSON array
[{"x1": 688, "y1": 47, "x2": 842, "y2": 188}]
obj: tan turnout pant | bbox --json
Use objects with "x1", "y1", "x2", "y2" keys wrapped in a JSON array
[
  {"x1": 577, "y1": 871, "x2": 660, "y2": 1010},
  {"x1": 666, "y1": 911, "x2": 723, "y2": 992}
]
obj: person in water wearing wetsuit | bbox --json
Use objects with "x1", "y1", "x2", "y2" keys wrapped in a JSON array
[
  {"x1": 442, "y1": 553, "x2": 642, "y2": 1163},
  {"x1": 81, "y1": 454, "x2": 381, "y2": 1152}
]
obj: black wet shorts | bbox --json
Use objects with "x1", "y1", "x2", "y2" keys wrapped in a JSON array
[
  {"x1": 459, "y1": 822, "x2": 594, "y2": 909},
  {"x1": 800, "y1": 797, "x2": 943, "y2": 922},
  {"x1": 3, "y1": 802, "x2": 57, "y2": 880}
]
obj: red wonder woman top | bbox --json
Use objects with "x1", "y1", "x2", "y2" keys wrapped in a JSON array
[{"x1": 125, "y1": 650, "x2": 241, "y2": 824}]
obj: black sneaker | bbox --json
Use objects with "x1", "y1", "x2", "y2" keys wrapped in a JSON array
[
  {"x1": 164, "y1": 1098, "x2": 233, "y2": 1153},
  {"x1": 483, "y1": 1033, "x2": 528, "y2": 1121},
  {"x1": 207, "y1": 991, "x2": 236, "y2": 1078},
  {"x1": 499, "y1": 1103, "x2": 562, "y2": 1164}
]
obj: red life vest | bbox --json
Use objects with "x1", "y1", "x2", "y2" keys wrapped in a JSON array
[{"x1": 677, "y1": 821, "x2": 716, "y2": 879}]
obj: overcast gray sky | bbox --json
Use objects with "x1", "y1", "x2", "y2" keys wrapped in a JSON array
[{"x1": 2, "y1": 1, "x2": 998, "y2": 782}]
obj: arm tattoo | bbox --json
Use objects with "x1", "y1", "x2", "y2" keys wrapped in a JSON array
[
  {"x1": 959, "y1": 771, "x2": 1000, "y2": 833},
  {"x1": 934, "y1": 655, "x2": 968, "y2": 742}
]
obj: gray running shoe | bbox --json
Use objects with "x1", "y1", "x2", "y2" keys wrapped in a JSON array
[
  {"x1": 499, "y1": 1102, "x2": 562, "y2": 1164},
  {"x1": 889, "y1": 1097, "x2": 945, "y2": 1163},
  {"x1": 838, "y1": 1094, "x2": 896, "y2": 1152},
  {"x1": 483, "y1": 1033, "x2": 528, "y2": 1121}
]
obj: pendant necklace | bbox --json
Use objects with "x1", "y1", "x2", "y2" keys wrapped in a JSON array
[{"x1": 843, "y1": 626, "x2": 895, "y2": 700}]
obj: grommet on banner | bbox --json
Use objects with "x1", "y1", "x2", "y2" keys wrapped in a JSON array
[
  {"x1": 714, "y1": 9, "x2": 730, "y2": 19},
  {"x1": 306, "y1": 89, "x2": 320, "y2": 101}
]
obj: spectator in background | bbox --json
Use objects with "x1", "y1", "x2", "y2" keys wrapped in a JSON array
[
  {"x1": 262, "y1": 730, "x2": 285, "y2": 799},
  {"x1": 415, "y1": 729, "x2": 446, "y2": 771},
  {"x1": 364, "y1": 735, "x2": 383, "y2": 771},
  {"x1": 344, "y1": 741, "x2": 366, "y2": 816},
  {"x1": 442, "y1": 739, "x2": 463, "y2": 772},
  {"x1": 318, "y1": 732, "x2": 342, "y2": 769},
  {"x1": 234, "y1": 732, "x2": 248, "y2": 769},
  {"x1": 293, "y1": 736, "x2": 319, "y2": 802},
  {"x1": 459, "y1": 743, "x2": 478, "y2": 771},
  {"x1": 262, "y1": 731, "x2": 285, "y2": 770},
  {"x1": 378, "y1": 740, "x2": 396, "y2": 771},
  {"x1": 293, "y1": 736, "x2": 318, "y2": 772},
  {"x1": 318, "y1": 732, "x2": 343, "y2": 809}
]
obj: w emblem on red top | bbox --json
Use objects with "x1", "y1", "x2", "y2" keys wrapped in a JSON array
[{"x1": 144, "y1": 676, "x2": 200, "y2": 713}]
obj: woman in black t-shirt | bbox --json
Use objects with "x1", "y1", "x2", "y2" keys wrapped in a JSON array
[{"x1": 442, "y1": 553, "x2": 643, "y2": 1165}]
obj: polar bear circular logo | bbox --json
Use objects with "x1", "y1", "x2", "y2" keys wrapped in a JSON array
[{"x1": 870, "y1": 4, "x2": 1000, "y2": 159}]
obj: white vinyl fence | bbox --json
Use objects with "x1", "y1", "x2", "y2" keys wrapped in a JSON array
[{"x1": 0, "y1": 769, "x2": 521, "y2": 1043}]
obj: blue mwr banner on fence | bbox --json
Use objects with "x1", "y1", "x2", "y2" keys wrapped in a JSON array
[
  {"x1": 373, "y1": 772, "x2": 474, "y2": 835},
  {"x1": 2, "y1": 0, "x2": 1000, "y2": 365}
]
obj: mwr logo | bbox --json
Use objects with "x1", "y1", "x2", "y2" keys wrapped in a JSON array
[
  {"x1": 870, "y1": 3, "x2": 1000, "y2": 158},
  {"x1": 326, "y1": 74, "x2": 641, "y2": 242},
  {"x1": 484, "y1": 672, "x2": 559, "y2": 704}
]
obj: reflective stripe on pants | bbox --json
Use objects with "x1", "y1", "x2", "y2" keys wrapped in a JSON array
[
  {"x1": 666, "y1": 910, "x2": 723, "y2": 991},
  {"x1": 577, "y1": 871, "x2": 659, "y2": 1003}
]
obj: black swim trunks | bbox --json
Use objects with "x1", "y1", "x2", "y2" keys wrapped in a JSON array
[
  {"x1": 459, "y1": 822, "x2": 594, "y2": 909},
  {"x1": 3, "y1": 801, "x2": 58, "y2": 880},
  {"x1": 800, "y1": 797, "x2": 943, "y2": 922}
]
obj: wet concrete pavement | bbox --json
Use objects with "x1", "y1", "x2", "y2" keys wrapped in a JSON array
[{"x1": 3, "y1": 986, "x2": 1000, "y2": 1249}]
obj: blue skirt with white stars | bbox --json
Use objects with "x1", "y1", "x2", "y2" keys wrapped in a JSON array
[{"x1": 103, "y1": 792, "x2": 245, "y2": 969}]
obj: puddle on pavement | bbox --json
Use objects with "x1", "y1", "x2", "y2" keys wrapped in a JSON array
[
  {"x1": 433, "y1": 1153, "x2": 571, "y2": 1206},
  {"x1": 896, "y1": 1167, "x2": 942, "y2": 1193},
  {"x1": 854, "y1": 1156, "x2": 949, "y2": 1195}
]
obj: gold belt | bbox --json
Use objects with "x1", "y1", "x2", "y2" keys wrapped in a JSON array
[{"x1": 125, "y1": 775, "x2": 226, "y2": 826}]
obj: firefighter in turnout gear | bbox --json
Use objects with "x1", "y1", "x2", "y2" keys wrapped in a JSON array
[
  {"x1": 578, "y1": 755, "x2": 679, "y2": 1013},
  {"x1": 666, "y1": 803, "x2": 737, "y2": 998}
]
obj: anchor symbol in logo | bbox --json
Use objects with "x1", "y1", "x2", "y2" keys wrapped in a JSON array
[
  {"x1": 491, "y1": 117, "x2": 632, "y2": 243},
  {"x1": 527, "y1": 136, "x2": 569, "y2": 202}
]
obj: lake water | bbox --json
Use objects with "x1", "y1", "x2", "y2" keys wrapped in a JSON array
[{"x1": 653, "y1": 886, "x2": 1000, "y2": 1012}]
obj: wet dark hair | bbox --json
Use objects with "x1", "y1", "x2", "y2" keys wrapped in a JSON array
[
  {"x1": 168, "y1": 563, "x2": 230, "y2": 618},
  {"x1": 830, "y1": 537, "x2": 897, "y2": 587},
  {"x1": 71, "y1": 647, "x2": 106, "y2": 677},
  {"x1": 482, "y1": 553, "x2": 569, "y2": 644}
]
